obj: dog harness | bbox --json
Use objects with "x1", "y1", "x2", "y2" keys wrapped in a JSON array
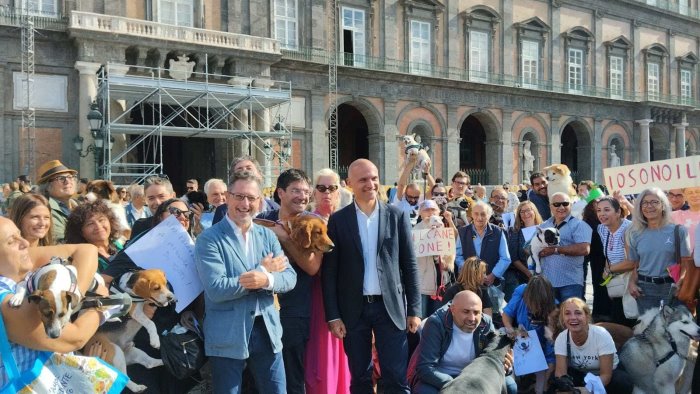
[
  {"x1": 109, "y1": 271, "x2": 146, "y2": 303},
  {"x1": 404, "y1": 143, "x2": 422, "y2": 154},
  {"x1": 25, "y1": 257, "x2": 80, "y2": 299},
  {"x1": 638, "y1": 313, "x2": 688, "y2": 367}
]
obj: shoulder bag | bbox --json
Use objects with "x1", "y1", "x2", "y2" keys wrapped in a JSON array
[
  {"x1": 676, "y1": 225, "x2": 700, "y2": 312},
  {"x1": 603, "y1": 231, "x2": 629, "y2": 298}
]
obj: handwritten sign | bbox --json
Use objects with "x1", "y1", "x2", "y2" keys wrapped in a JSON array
[
  {"x1": 411, "y1": 227, "x2": 456, "y2": 258},
  {"x1": 513, "y1": 330, "x2": 548, "y2": 376},
  {"x1": 125, "y1": 215, "x2": 203, "y2": 312},
  {"x1": 603, "y1": 155, "x2": 700, "y2": 195}
]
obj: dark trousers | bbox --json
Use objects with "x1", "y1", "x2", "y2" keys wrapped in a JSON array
[
  {"x1": 343, "y1": 299, "x2": 410, "y2": 394},
  {"x1": 281, "y1": 316, "x2": 310, "y2": 394}
]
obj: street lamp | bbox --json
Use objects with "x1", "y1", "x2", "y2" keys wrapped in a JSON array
[{"x1": 72, "y1": 101, "x2": 105, "y2": 178}]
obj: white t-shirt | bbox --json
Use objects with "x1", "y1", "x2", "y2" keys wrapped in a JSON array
[
  {"x1": 438, "y1": 323, "x2": 476, "y2": 376},
  {"x1": 554, "y1": 325, "x2": 618, "y2": 374}
]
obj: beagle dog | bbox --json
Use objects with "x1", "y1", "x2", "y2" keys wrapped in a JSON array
[{"x1": 255, "y1": 213, "x2": 335, "y2": 256}]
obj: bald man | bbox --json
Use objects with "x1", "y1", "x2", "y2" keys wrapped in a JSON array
[
  {"x1": 322, "y1": 158, "x2": 420, "y2": 393},
  {"x1": 407, "y1": 290, "x2": 517, "y2": 394}
]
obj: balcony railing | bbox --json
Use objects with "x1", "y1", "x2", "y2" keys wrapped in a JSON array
[
  {"x1": 70, "y1": 11, "x2": 281, "y2": 55},
  {"x1": 282, "y1": 47, "x2": 700, "y2": 109},
  {"x1": 630, "y1": 0, "x2": 700, "y2": 19},
  {"x1": 0, "y1": 5, "x2": 68, "y2": 31}
]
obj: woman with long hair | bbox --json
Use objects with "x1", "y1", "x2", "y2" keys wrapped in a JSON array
[
  {"x1": 9, "y1": 194, "x2": 53, "y2": 247},
  {"x1": 627, "y1": 188, "x2": 692, "y2": 313},
  {"x1": 505, "y1": 201, "x2": 543, "y2": 301},
  {"x1": 581, "y1": 199, "x2": 607, "y2": 320},
  {"x1": 441, "y1": 256, "x2": 493, "y2": 316},
  {"x1": 65, "y1": 200, "x2": 123, "y2": 273}
]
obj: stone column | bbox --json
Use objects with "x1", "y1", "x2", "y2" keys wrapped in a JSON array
[
  {"x1": 674, "y1": 121, "x2": 689, "y2": 158},
  {"x1": 447, "y1": 1, "x2": 460, "y2": 69},
  {"x1": 501, "y1": 110, "x2": 514, "y2": 183},
  {"x1": 636, "y1": 119, "x2": 653, "y2": 162},
  {"x1": 310, "y1": 93, "x2": 329, "y2": 176},
  {"x1": 74, "y1": 61, "x2": 102, "y2": 178},
  {"x1": 593, "y1": 119, "x2": 603, "y2": 183},
  {"x1": 383, "y1": 100, "x2": 400, "y2": 184},
  {"x1": 550, "y1": 114, "x2": 561, "y2": 165},
  {"x1": 445, "y1": 105, "x2": 461, "y2": 180}
]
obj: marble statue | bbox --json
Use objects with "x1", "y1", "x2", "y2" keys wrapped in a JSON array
[
  {"x1": 609, "y1": 145, "x2": 621, "y2": 167},
  {"x1": 522, "y1": 140, "x2": 535, "y2": 180}
]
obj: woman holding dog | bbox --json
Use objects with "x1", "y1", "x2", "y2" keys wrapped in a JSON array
[
  {"x1": 505, "y1": 201, "x2": 543, "y2": 301},
  {"x1": 596, "y1": 196, "x2": 636, "y2": 327},
  {"x1": 305, "y1": 168, "x2": 351, "y2": 394},
  {"x1": 627, "y1": 188, "x2": 692, "y2": 314},
  {"x1": 554, "y1": 297, "x2": 632, "y2": 393},
  {"x1": 65, "y1": 200, "x2": 124, "y2": 273},
  {"x1": 10, "y1": 193, "x2": 53, "y2": 247}
]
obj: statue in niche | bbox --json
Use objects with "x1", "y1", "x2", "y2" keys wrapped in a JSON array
[
  {"x1": 609, "y1": 144, "x2": 621, "y2": 167},
  {"x1": 522, "y1": 140, "x2": 535, "y2": 181},
  {"x1": 168, "y1": 54, "x2": 195, "y2": 81}
]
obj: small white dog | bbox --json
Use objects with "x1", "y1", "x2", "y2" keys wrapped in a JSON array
[
  {"x1": 401, "y1": 134, "x2": 431, "y2": 177},
  {"x1": 543, "y1": 164, "x2": 577, "y2": 199},
  {"x1": 528, "y1": 227, "x2": 560, "y2": 274}
]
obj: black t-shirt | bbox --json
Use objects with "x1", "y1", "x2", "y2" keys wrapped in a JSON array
[{"x1": 257, "y1": 210, "x2": 312, "y2": 319}]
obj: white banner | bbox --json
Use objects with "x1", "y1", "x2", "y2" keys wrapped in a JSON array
[
  {"x1": 411, "y1": 227, "x2": 456, "y2": 258},
  {"x1": 603, "y1": 155, "x2": 700, "y2": 195}
]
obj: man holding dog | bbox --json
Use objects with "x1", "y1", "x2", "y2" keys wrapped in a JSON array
[
  {"x1": 408, "y1": 290, "x2": 516, "y2": 394},
  {"x1": 322, "y1": 158, "x2": 421, "y2": 394},
  {"x1": 538, "y1": 192, "x2": 592, "y2": 301},
  {"x1": 195, "y1": 170, "x2": 297, "y2": 394}
]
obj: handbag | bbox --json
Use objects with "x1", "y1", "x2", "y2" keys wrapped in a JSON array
[
  {"x1": 0, "y1": 291, "x2": 128, "y2": 394},
  {"x1": 674, "y1": 224, "x2": 700, "y2": 312},
  {"x1": 602, "y1": 231, "x2": 629, "y2": 298},
  {"x1": 160, "y1": 327, "x2": 206, "y2": 379}
]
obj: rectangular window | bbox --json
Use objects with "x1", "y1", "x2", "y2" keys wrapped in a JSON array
[
  {"x1": 469, "y1": 31, "x2": 489, "y2": 82},
  {"x1": 680, "y1": 0, "x2": 689, "y2": 15},
  {"x1": 341, "y1": 7, "x2": 366, "y2": 67},
  {"x1": 159, "y1": 0, "x2": 194, "y2": 27},
  {"x1": 409, "y1": 20, "x2": 431, "y2": 75},
  {"x1": 521, "y1": 40, "x2": 539, "y2": 88},
  {"x1": 609, "y1": 56, "x2": 624, "y2": 99},
  {"x1": 647, "y1": 62, "x2": 660, "y2": 100},
  {"x1": 275, "y1": 0, "x2": 298, "y2": 50},
  {"x1": 24, "y1": 0, "x2": 57, "y2": 16},
  {"x1": 646, "y1": 0, "x2": 657, "y2": 5},
  {"x1": 681, "y1": 69, "x2": 692, "y2": 104},
  {"x1": 568, "y1": 48, "x2": 583, "y2": 93}
]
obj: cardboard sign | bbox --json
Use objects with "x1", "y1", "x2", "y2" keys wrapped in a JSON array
[
  {"x1": 125, "y1": 215, "x2": 203, "y2": 312},
  {"x1": 603, "y1": 155, "x2": 700, "y2": 195},
  {"x1": 513, "y1": 330, "x2": 548, "y2": 376},
  {"x1": 411, "y1": 227, "x2": 456, "y2": 257}
]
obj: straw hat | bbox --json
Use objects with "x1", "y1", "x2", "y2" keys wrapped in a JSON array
[{"x1": 37, "y1": 160, "x2": 78, "y2": 184}]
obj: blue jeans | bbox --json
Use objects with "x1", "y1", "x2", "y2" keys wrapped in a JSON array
[
  {"x1": 343, "y1": 299, "x2": 410, "y2": 394},
  {"x1": 555, "y1": 284, "x2": 584, "y2": 302},
  {"x1": 209, "y1": 318, "x2": 286, "y2": 394},
  {"x1": 636, "y1": 281, "x2": 677, "y2": 314}
]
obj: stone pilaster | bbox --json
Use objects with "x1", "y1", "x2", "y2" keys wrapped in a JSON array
[
  {"x1": 636, "y1": 119, "x2": 653, "y2": 163},
  {"x1": 445, "y1": 105, "x2": 461, "y2": 180},
  {"x1": 500, "y1": 110, "x2": 514, "y2": 184},
  {"x1": 74, "y1": 61, "x2": 102, "y2": 178},
  {"x1": 593, "y1": 119, "x2": 603, "y2": 183},
  {"x1": 674, "y1": 122, "x2": 689, "y2": 158},
  {"x1": 310, "y1": 93, "x2": 329, "y2": 175},
  {"x1": 549, "y1": 114, "x2": 560, "y2": 165},
  {"x1": 382, "y1": 100, "x2": 399, "y2": 184}
]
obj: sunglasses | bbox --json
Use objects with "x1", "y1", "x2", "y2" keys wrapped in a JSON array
[
  {"x1": 432, "y1": 192, "x2": 446, "y2": 197},
  {"x1": 168, "y1": 206, "x2": 193, "y2": 220},
  {"x1": 315, "y1": 184, "x2": 339, "y2": 193},
  {"x1": 551, "y1": 201, "x2": 570, "y2": 208}
]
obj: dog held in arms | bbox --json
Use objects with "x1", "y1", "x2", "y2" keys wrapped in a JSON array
[
  {"x1": 254, "y1": 213, "x2": 335, "y2": 256},
  {"x1": 619, "y1": 304, "x2": 700, "y2": 394},
  {"x1": 528, "y1": 227, "x2": 560, "y2": 274},
  {"x1": 400, "y1": 134, "x2": 432, "y2": 178},
  {"x1": 84, "y1": 269, "x2": 177, "y2": 393}
]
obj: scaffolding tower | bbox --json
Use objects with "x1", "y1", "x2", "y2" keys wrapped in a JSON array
[
  {"x1": 21, "y1": 7, "x2": 35, "y2": 177},
  {"x1": 96, "y1": 63, "x2": 293, "y2": 186},
  {"x1": 328, "y1": 0, "x2": 339, "y2": 171}
]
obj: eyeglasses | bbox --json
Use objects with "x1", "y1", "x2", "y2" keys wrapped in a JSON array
[
  {"x1": 551, "y1": 201, "x2": 570, "y2": 208},
  {"x1": 667, "y1": 192, "x2": 684, "y2": 198},
  {"x1": 406, "y1": 195, "x2": 420, "y2": 201},
  {"x1": 492, "y1": 196, "x2": 508, "y2": 201},
  {"x1": 432, "y1": 192, "x2": 446, "y2": 197},
  {"x1": 453, "y1": 180, "x2": 468, "y2": 186},
  {"x1": 315, "y1": 184, "x2": 339, "y2": 193},
  {"x1": 168, "y1": 206, "x2": 193, "y2": 220},
  {"x1": 641, "y1": 200, "x2": 661, "y2": 207},
  {"x1": 50, "y1": 175, "x2": 77, "y2": 183},
  {"x1": 288, "y1": 188, "x2": 311, "y2": 197},
  {"x1": 228, "y1": 192, "x2": 260, "y2": 202}
]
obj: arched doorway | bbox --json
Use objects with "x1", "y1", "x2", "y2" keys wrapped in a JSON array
[
  {"x1": 560, "y1": 121, "x2": 592, "y2": 182},
  {"x1": 459, "y1": 115, "x2": 487, "y2": 184},
  {"x1": 336, "y1": 103, "x2": 369, "y2": 178},
  {"x1": 650, "y1": 127, "x2": 668, "y2": 161}
]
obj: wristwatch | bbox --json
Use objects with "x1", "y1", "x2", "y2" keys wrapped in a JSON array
[{"x1": 554, "y1": 247, "x2": 559, "y2": 255}]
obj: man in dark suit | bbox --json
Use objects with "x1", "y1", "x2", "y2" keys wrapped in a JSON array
[{"x1": 322, "y1": 158, "x2": 421, "y2": 394}]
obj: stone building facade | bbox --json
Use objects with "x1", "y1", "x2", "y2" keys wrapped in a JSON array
[{"x1": 1, "y1": 0, "x2": 700, "y2": 189}]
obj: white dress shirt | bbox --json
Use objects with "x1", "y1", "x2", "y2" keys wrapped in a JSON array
[
  {"x1": 355, "y1": 202, "x2": 381, "y2": 295},
  {"x1": 225, "y1": 215, "x2": 274, "y2": 315}
]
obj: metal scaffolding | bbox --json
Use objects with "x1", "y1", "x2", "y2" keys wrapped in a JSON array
[
  {"x1": 96, "y1": 63, "x2": 293, "y2": 186},
  {"x1": 328, "y1": 0, "x2": 339, "y2": 171},
  {"x1": 21, "y1": 7, "x2": 35, "y2": 177}
]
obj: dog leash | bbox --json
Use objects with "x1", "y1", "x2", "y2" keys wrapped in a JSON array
[{"x1": 637, "y1": 309, "x2": 688, "y2": 366}]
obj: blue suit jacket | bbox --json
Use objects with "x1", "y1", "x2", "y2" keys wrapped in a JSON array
[
  {"x1": 194, "y1": 218, "x2": 297, "y2": 359},
  {"x1": 322, "y1": 201, "x2": 420, "y2": 330}
]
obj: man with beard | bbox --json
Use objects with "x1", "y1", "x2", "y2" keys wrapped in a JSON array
[
  {"x1": 446, "y1": 171, "x2": 474, "y2": 227},
  {"x1": 527, "y1": 172, "x2": 551, "y2": 220},
  {"x1": 489, "y1": 187, "x2": 508, "y2": 228},
  {"x1": 37, "y1": 160, "x2": 79, "y2": 242},
  {"x1": 259, "y1": 169, "x2": 319, "y2": 393}
]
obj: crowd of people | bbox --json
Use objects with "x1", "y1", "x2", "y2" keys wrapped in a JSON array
[{"x1": 0, "y1": 154, "x2": 699, "y2": 394}]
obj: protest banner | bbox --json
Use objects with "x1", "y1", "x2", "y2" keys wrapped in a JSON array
[
  {"x1": 603, "y1": 155, "x2": 700, "y2": 195},
  {"x1": 411, "y1": 227, "x2": 456, "y2": 258},
  {"x1": 125, "y1": 215, "x2": 203, "y2": 312}
]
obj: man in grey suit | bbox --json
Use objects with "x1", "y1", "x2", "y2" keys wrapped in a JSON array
[
  {"x1": 194, "y1": 170, "x2": 297, "y2": 394},
  {"x1": 322, "y1": 158, "x2": 421, "y2": 394}
]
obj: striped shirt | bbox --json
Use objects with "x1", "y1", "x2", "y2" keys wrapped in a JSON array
[
  {"x1": 597, "y1": 219, "x2": 631, "y2": 265},
  {"x1": 0, "y1": 276, "x2": 46, "y2": 387}
]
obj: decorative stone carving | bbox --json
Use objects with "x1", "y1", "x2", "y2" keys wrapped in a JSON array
[
  {"x1": 609, "y1": 145, "x2": 621, "y2": 167},
  {"x1": 522, "y1": 140, "x2": 535, "y2": 180},
  {"x1": 168, "y1": 55, "x2": 195, "y2": 81}
]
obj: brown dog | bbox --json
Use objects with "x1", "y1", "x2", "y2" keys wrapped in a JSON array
[{"x1": 254, "y1": 214, "x2": 335, "y2": 256}]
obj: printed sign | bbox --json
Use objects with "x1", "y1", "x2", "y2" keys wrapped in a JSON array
[
  {"x1": 125, "y1": 215, "x2": 203, "y2": 312},
  {"x1": 603, "y1": 155, "x2": 700, "y2": 195},
  {"x1": 411, "y1": 227, "x2": 456, "y2": 258}
]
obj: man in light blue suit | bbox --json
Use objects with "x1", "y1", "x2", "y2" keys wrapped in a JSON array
[{"x1": 195, "y1": 170, "x2": 297, "y2": 394}]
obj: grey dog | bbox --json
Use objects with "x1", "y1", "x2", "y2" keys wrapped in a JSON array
[
  {"x1": 440, "y1": 332, "x2": 513, "y2": 394},
  {"x1": 619, "y1": 304, "x2": 700, "y2": 394}
]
